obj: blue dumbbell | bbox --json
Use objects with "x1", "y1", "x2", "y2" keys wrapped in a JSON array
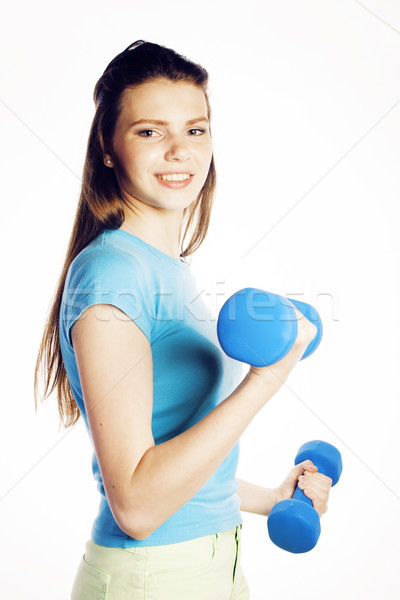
[
  {"x1": 217, "y1": 288, "x2": 322, "y2": 366},
  {"x1": 267, "y1": 440, "x2": 343, "y2": 553}
]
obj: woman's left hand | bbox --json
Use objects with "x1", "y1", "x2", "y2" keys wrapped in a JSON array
[{"x1": 273, "y1": 460, "x2": 333, "y2": 518}]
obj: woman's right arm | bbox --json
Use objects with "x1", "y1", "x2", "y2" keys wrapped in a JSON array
[{"x1": 71, "y1": 303, "x2": 317, "y2": 540}]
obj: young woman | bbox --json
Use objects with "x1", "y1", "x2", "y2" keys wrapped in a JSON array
[{"x1": 34, "y1": 40, "x2": 332, "y2": 600}]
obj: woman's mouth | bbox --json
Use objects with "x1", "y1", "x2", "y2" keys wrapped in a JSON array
[{"x1": 154, "y1": 173, "x2": 194, "y2": 188}]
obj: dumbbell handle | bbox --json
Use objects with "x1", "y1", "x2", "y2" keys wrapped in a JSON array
[
  {"x1": 291, "y1": 439, "x2": 343, "y2": 510},
  {"x1": 292, "y1": 483, "x2": 313, "y2": 506},
  {"x1": 292, "y1": 448, "x2": 339, "y2": 507}
]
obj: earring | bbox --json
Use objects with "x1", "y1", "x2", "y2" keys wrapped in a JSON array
[{"x1": 105, "y1": 159, "x2": 111, "y2": 165}]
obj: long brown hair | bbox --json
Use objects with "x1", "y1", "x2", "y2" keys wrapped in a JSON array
[{"x1": 34, "y1": 40, "x2": 217, "y2": 430}]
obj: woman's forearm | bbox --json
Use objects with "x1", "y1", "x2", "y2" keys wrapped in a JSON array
[
  {"x1": 122, "y1": 371, "x2": 281, "y2": 539},
  {"x1": 236, "y1": 478, "x2": 278, "y2": 516}
]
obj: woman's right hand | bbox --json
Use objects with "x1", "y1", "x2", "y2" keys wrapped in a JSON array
[{"x1": 248, "y1": 307, "x2": 318, "y2": 392}]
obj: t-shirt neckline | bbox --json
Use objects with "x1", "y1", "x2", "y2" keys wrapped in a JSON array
[{"x1": 107, "y1": 228, "x2": 190, "y2": 270}]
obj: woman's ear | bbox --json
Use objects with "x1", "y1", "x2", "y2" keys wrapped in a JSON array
[{"x1": 104, "y1": 155, "x2": 114, "y2": 168}]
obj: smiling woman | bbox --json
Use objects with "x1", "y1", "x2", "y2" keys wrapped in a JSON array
[{"x1": 33, "y1": 39, "x2": 330, "y2": 600}]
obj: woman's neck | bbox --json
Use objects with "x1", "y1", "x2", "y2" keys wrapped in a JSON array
[{"x1": 119, "y1": 207, "x2": 184, "y2": 261}]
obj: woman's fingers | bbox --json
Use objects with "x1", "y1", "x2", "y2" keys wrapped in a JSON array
[
  {"x1": 297, "y1": 471, "x2": 333, "y2": 516},
  {"x1": 295, "y1": 460, "x2": 318, "y2": 476}
]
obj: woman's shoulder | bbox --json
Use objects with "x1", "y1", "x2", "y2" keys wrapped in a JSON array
[{"x1": 67, "y1": 229, "x2": 149, "y2": 289}]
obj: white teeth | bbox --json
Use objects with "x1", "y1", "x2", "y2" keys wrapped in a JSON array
[{"x1": 157, "y1": 173, "x2": 191, "y2": 181}]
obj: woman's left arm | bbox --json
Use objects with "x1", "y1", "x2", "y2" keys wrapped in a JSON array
[{"x1": 237, "y1": 460, "x2": 333, "y2": 518}]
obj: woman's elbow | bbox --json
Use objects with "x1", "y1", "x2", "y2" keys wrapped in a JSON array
[{"x1": 117, "y1": 509, "x2": 154, "y2": 541}]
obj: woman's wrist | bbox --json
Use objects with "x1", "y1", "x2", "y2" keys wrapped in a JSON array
[{"x1": 236, "y1": 478, "x2": 280, "y2": 516}]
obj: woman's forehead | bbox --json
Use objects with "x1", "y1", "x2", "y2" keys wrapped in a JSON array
[{"x1": 119, "y1": 79, "x2": 207, "y2": 119}]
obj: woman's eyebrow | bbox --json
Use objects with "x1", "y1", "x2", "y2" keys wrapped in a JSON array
[{"x1": 129, "y1": 117, "x2": 209, "y2": 127}]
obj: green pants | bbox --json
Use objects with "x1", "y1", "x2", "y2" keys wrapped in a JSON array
[{"x1": 71, "y1": 525, "x2": 250, "y2": 599}]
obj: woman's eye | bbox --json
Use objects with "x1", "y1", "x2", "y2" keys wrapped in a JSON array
[
  {"x1": 138, "y1": 129, "x2": 159, "y2": 137},
  {"x1": 188, "y1": 128, "x2": 205, "y2": 136}
]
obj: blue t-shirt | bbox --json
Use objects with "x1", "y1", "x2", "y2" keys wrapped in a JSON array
[{"x1": 59, "y1": 227, "x2": 244, "y2": 548}]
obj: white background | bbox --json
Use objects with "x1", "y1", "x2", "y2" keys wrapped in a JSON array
[{"x1": 1, "y1": 1, "x2": 399, "y2": 598}]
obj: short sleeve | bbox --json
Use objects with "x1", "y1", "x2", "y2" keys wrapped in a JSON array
[{"x1": 60, "y1": 246, "x2": 154, "y2": 347}]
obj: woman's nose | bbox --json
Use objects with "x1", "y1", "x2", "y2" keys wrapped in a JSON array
[{"x1": 164, "y1": 136, "x2": 190, "y2": 161}]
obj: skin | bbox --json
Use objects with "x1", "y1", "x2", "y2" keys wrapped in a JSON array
[
  {"x1": 104, "y1": 78, "x2": 213, "y2": 261},
  {"x1": 101, "y1": 77, "x2": 331, "y2": 524}
]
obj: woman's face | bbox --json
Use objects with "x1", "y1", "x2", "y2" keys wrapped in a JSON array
[{"x1": 108, "y1": 78, "x2": 213, "y2": 212}]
